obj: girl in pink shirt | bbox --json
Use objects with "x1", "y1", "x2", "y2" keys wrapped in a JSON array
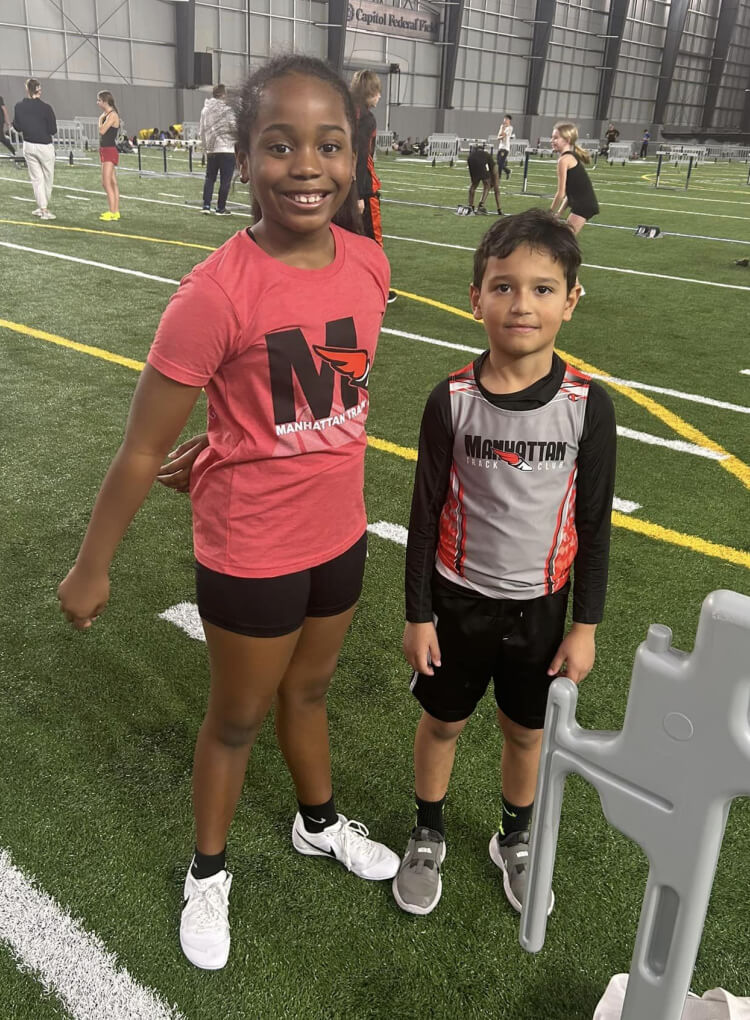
[{"x1": 58, "y1": 54, "x2": 396, "y2": 970}]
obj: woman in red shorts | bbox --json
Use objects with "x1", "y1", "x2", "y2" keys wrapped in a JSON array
[{"x1": 97, "y1": 90, "x2": 120, "y2": 221}]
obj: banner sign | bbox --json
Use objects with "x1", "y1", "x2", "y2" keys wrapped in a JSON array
[{"x1": 347, "y1": 1, "x2": 440, "y2": 41}]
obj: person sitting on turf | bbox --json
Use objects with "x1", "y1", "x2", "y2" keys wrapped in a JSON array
[
  {"x1": 466, "y1": 145, "x2": 502, "y2": 215},
  {"x1": 391, "y1": 208, "x2": 616, "y2": 918}
]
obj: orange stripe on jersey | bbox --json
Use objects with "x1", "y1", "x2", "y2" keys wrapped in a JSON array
[
  {"x1": 544, "y1": 466, "x2": 578, "y2": 593},
  {"x1": 368, "y1": 195, "x2": 383, "y2": 246}
]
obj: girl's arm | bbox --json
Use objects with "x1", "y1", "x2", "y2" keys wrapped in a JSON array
[
  {"x1": 58, "y1": 365, "x2": 202, "y2": 628},
  {"x1": 550, "y1": 155, "x2": 572, "y2": 215},
  {"x1": 99, "y1": 111, "x2": 117, "y2": 134}
]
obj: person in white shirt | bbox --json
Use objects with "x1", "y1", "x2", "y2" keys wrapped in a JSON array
[
  {"x1": 496, "y1": 114, "x2": 513, "y2": 180},
  {"x1": 199, "y1": 83, "x2": 236, "y2": 214}
]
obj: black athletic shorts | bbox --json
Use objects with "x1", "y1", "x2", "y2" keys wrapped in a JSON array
[
  {"x1": 569, "y1": 203, "x2": 599, "y2": 221},
  {"x1": 467, "y1": 151, "x2": 490, "y2": 187},
  {"x1": 410, "y1": 576, "x2": 570, "y2": 729},
  {"x1": 195, "y1": 532, "x2": 367, "y2": 638}
]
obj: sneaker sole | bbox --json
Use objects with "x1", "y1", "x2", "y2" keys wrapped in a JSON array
[
  {"x1": 488, "y1": 837, "x2": 554, "y2": 916},
  {"x1": 291, "y1": 822, "x2": 399, "y2": 881},
  {"x1": 179, "y1": 930, "x2": 230, "y2": 970},
  {"x1": 391, "y1": 842, "x2": 446, "y2": 915}
]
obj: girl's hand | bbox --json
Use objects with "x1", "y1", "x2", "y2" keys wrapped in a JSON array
[
  {"x1": 403, "y1": 621, "x2": 442, "y2": 676},
  {"x1": 156, "y1": 433, "x2": 209, "y2": 493},
  {"x1": 57, "y1": 564, "x2": 110, "y2": 630}
]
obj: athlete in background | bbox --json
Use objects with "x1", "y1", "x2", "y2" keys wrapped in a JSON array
[{"x1": 351, "y1": 69, "x2": 397, "y2": 303}]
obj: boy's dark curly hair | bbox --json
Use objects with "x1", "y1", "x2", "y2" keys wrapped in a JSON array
[{"x1": 473, "y1": 208, "x2": 581, "y2": 291}]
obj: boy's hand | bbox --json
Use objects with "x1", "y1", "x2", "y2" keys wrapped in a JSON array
[
  {"x1": 403, "y1": 621, "x2": 441, "y2": 677},
  {"x1": 57, "y1": 564, "x2": 110, "y2": 630},
  {"x1": 547, "y1": 622, "x2": 596, "y2": 685},
  {"x1": 156, "y1": 433, "x2": 209, "y2": 493}
]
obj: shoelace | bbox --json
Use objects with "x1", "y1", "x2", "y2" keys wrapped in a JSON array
[
  {"x1": 186, "y1": 881, "x2": 229, "y2": 932},
  {"x1": 338, "y1": 819, "x2": 376, "y2": 870}
]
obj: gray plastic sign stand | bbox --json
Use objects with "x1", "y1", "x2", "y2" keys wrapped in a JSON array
[{"x1": 520, "y1": 589, "x2": 750, "y2": 1020}]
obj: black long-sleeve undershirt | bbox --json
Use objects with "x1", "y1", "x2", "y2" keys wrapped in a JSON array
[{"x1": 405, "y1": 352, "x2": 617, "y2": 624}]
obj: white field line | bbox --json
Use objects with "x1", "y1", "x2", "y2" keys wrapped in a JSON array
[
  {"x1": 159, "y1": 507, "x2": 641, "y2": 640},
  {"x1": 0, "y1": 241, "x2": 180, "y2": 285},
  {"x1": 378, "y1": 164, "x2": 750, "y2": 209},
  {"x1": 11, "y1": 195, "x2": 35, "y2": 202},
  {"x1": 382, "y1": 233, "x2": 750, "y2": 292},
  {"x1": 741, "y1": 369, "x2": 750, "y2": 376},
  {"x1": 64, "y1": 194, "x2": 91, "y2": 201},
  {"x1": 158, "y1": 193, "x2": 183, "y2": 198},
  {"x1": 382, "y1": 327, "x2": 749, "y2": 415},
  {"x1": 0, "y1": 848, "x2": 186, "y2": 1020},
  {"x1": 0, "y1": 175, "x2": 252, "y2": 217},
  {"x1": 1, "y1": 242, "x2": 745, "y2": 422},
  {"x1": 617, "y1": 426, "x2": 728, "y2": 460}
]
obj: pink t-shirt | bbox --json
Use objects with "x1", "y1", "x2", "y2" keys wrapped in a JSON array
[{"x1": 148, "y1": 224, "x2": 390, "y2": 577}]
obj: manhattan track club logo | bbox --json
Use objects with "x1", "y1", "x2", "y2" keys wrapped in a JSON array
[
  {"x1": 313, "y1": 345, "x2": 371, "y2": 387},
  {"x1": 493, "y1": 444, "x2": 532, "y2": 471}
]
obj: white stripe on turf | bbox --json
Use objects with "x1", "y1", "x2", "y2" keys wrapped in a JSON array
[
  {"x1": 3, "y1": 242, "x2": 745, "y2": 422},
  {"x1": 617, "y1": 426, "x2": 728, "y2": 460},
  {"x1": 380, "y1": 329, "x2": 749, "y2": 415},
  {"x1": 613, "y1": 498, "x2": 641, "y2": 513},
  {"x1": 0, "y1": 241, "x2": 180, "y2": 285},
  {"x1": 0, "y1": 848, "x2": 186, "y2": 1020}
]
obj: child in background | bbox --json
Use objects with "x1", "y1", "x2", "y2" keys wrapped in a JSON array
[
  {"x1": 351, "y1": 69, "x2": 397, "y2": 303},
  {"x1": 97, "y1": 90, "x2": 120, "y2": 221},
  {"x1": 58, "y1": 53, "x2": 398, "y2": 971},
  {"x1": 550, "y1": 121, "x2": 599, "y2": 295},
  {"x1": 465, "y1": 145, "x2": 502, "y2": 215},
  {"x1": 391, "y1": 208, "x2": 616, "y2": 917},
  {"x1": 496, "y1": 114, "x2": 513, "y2": 180}
]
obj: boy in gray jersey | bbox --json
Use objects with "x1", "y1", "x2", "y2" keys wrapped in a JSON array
[{"x1": 392, "y1": 208, "x2": 616, "y2": 916}]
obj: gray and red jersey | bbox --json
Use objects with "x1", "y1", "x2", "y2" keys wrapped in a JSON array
[
  {"x1": 437, "y1": 360, "x2": 589, "y2": 599},
  {"x1": 405, "y1": 352, "x2": 616, "y2": 623}
]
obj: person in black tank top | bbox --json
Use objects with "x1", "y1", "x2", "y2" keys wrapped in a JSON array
[
  {"x1": 96, "y1": 90, "x2": 120, "y2": 221},
  {"x1": 550, "y1": 121, "x2": 599, "y2": 294}
]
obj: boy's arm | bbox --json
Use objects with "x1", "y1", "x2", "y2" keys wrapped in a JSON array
[
  {"x1": 549, "y1": 383, "x2": 616, "y2": 682},
  {"x1": 403, "y1": 380, "x2": 454, "y2": 675}
]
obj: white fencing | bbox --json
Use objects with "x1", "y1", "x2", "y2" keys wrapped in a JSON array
[
  {"x1": 508, "y1": 138, "x2": 529, "y2": 162},
  {"x1": 376, "y1": 130, "x2": 394, "y2": 152},
  {"x1": 427, "y1": 133, "x2": 460, "y2": 163},
  {"x1": 74, "y1": 116, "x2": 100, "y2": 148},
  {"x1": 54, "y1": 120, "x2": 87, "y2": 152},
  {"x1": 607, "y1": 141, "x2": 634, "y2": 163}
]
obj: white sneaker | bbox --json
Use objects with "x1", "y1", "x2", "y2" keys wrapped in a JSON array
[
  {"x1": 40, "y1": 210, "x2": 56, "y2": 220},
  {"x1": 292, "y1": 812, "x2": 399, "y2": 880},
  {"x1": 31, "y1": 208, "x2": 43, "y2": 217},
  {"x1": 180, "y1": 864, "x2": 232, "y2": 970}
]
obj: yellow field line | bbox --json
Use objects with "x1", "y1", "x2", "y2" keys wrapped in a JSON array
[
  {"x1": 0, "y1": 318, "x2": 145, "y2": 371},
  {"x1": 2, "y1": 314, "x2": 747, "y2": 571},
  {"x1": 0, "y1": 218, "x2": 216, "y2": 251},
  {"x1": 391, "y1": 288, "x2": 750, "y2": 490}
]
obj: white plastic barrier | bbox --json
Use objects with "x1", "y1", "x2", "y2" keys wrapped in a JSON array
[
  {"x1": 375, "y1": 130, "x2": 394, "y2": 152},
  {"x1": 508, "y1": 138, "x2": 529, "y2": 162},
  {"x1": 608, "y1": 141, "x2": 634, "y2": 164},
  {"x1": 53, "y1": 120, "x2": 87, "y2": 152},
  {"x1": 181, "y1": 121, "x2": 200, "y2": 141},
  {"x1": 74, "y1": 116, "x2": 101, "y2": 148},
  {"x1": 427, "y1": 133, "x2": 460, "y2": 163}
]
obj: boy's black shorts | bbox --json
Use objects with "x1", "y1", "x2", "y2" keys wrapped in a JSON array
[
  {"x1": 195, "y1": 532, "x2": 367, "y2": 638},
  {"x1": 410, "y1": 577, "x2": 570, "y2": 729}
]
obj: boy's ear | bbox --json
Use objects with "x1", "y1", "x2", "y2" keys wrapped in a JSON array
[
  {"x1": 562, "y1": 282, "x2": 582, "y2": 321},
  {"x1": 469, "y1": 283, "x2": 482, "y2": 320}
]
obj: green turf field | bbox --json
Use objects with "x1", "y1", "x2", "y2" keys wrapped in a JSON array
[{"x1": 1, "y1": 150, "x2": 749, "y2": 1019}]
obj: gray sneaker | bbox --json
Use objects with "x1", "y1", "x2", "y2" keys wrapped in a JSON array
[
  {"x1": 392, "y1": 826, "x2": 446, "y2": 915},
  {"x1": 489, "y1": 830, "x2": 554, "y2": 915}
]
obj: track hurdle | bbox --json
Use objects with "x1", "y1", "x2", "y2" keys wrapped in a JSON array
[
  {"x1": 655, "y1": 152, "x2": 694, "y2": 190},
  {"x1": 521, "y1": 589, "x2": 750, "y2": 1020},
  {"x1": 427, "y1": 133, "x2": 459, "y2": 165}
]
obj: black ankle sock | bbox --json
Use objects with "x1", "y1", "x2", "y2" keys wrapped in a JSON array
[
  {"x1": 191, "y1": 846, "x2": 226, "y2": 879},
  {"x1": 298, "y1": 796, "x2": 338, "y2": 833},
  {"x1": 415, "y1": 794, "x2": 446, "y2": 836},
  {"x1": 499, "y1": 795, "x2": 533, "y2": 839}
]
